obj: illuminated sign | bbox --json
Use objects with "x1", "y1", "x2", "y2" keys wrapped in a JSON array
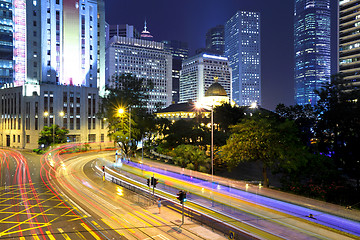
[
  {"x1": 13, "y1": 0, "x2": 26, "y2": 87},
  {"x1": 202, "y1": 54, "x2": 228, "y2": 61},
  {"x1": 63, "y1": 0, "x2": 82, "y2": 86}
]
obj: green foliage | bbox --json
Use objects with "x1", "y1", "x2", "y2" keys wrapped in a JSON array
[
  {"x1": 213, "y1": 103, "x2": 246, "y2": 133},
  {"x1": 314, "y1": 74, "x2": 360, "y2": 188},
  {"x1": 220, "y1": 117, "x2": 309, "y2": 187},
  {"x1": 32, "y1": 148, "x2": 44, "y2": 154},
  {"x1": 38, "y1": 125, "x2": 69, "y2": 146},
  {"x1": 275, "y1": 103, "x2": 316, "y2": 147},
  {"x1": 98, "y1": 74, "x2": 155, "y2": 156},
  {"x1": 173, "y1": 145, "x2": 210, "y2": 172}
]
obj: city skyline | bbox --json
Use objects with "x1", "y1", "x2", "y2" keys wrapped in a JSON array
[{"x1": 105, "y1": 0, "x2": 338, "y2": 110}]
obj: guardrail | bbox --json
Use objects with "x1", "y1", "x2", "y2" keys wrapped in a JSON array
[{"x1": 98, "y1": 165, "x2": 260, "y2": 240}]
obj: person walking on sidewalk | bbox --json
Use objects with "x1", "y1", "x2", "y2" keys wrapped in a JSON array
[{"x1": 157, "y1": 198, "x2": 161, "y2": 214}]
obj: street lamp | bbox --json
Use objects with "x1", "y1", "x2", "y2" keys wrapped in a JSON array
[
  {"x1": 44, "y1": 111, "x2": 64, "y2": 146},
  {"x1": 195, "y1": 102, "x2": 214, "y2": 184},
  {"x1": 117, "y1": 107, "x2": 131, "y2": 160}
]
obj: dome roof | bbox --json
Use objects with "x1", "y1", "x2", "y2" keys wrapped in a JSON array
[{"x1": 205, "y1": 82, "x2": 228, "y2": 97}]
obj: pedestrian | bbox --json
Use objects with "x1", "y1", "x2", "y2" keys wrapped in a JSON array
[{"x1": 157, "y1": 198, "x2": 161, "y2": 214}]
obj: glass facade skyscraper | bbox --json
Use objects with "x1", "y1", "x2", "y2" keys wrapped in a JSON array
[
  {"x1": 206, "y1": 25, "x2": 225, "y2": 55},
  {"x1": 0, "y1": 0, "x2": 12, "y2": 88},
  {"x1": 225, "y1": 11, "x2": 261, "y2": 106},
  {"x1": 294, "y1": 0, "x2": 331, "y2": 106},
  {"x1": 162, "y1": 40, "x2": 189, "y2": 104},
  {"x1": 339, "y1": 0, "x2": 360, "y2": 91}
]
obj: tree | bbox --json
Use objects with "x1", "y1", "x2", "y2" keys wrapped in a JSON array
[
  {"x1": 98, "y1": 74, "x2": 155, "y2": 156},
  {"x1": 213, "y1": 103, "x2": 246, "y2": 133},
  {"x1": 38, "y1": 125, "x2": 69, "y2": 146},
  {"x1": 220, "y1": 117, "x2": 308, "y2": 187},
  {"x1": 314, "y1": 74, "x2": 360, "y2": 189},
  {"x1": 173, "y1": 145, "x2": 210, "y2": 172},
  {"x1": 275, "y1": 103, "x2": 316, "y2": 147}
]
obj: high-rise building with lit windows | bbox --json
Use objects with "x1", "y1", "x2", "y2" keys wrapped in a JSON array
[
  {"x1": 179, "y1": 53, "x2": 232, "y2": 103},
  {"x1": 225, "y1": 11, "x2": 261, "y2": 106},
  {"x1": 0, "y1": 0, "x2": 107, "y2": 149},
  {"x1": 339, "y1": 0, "x2": 360, "y2": 90},
  {"x1": 294, "y1": 0, "x2": 331, "y2": 106},
  {"x1": 106, "y1": 36, "x2": 172, "y2": 112},
  {"x1": 162, "y1": 40, "x2": 189, "y2": 104},
  {"x1": 0, "y1": 0, "x2": 13, "y2": 88},
  {"x1": 206, "y1": 25, "x2": 225, "y2": 55}
]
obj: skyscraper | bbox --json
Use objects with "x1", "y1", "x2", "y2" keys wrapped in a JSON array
[
  {"x1": 294, "y1": 0, "x2": 331, "y2": 106},
  {"x1": 107, "y1": 24, "x2": 140, "y2": 39},
  {"x1": 162, "y1": 40, "x2": 189, "y2": 103},
  {"x1": 0, "y1": 0, "x2": 13, "y2": 87},
  {"x1": 225, "y1": 11, "x2": 261, "y2": 106},
  {"x1": 179, "y1": 53, "x2": 232, "y2": 103},
  {"x1": 205, "y1": 25, "x2": 225, "y2": 55},
  {"x1": 339, "y1": 0, "x2": 360, "y2": 90},
  {"x1": 0, "y1": 0, "x2": 107, "y2": 148},
  {"x1": 106, "y1": 36, "x2": 172, "y2": 112}
]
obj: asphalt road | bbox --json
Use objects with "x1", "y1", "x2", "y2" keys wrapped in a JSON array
[{"x1": 54, "y1": 151, "x2": 226, "y2": 240}]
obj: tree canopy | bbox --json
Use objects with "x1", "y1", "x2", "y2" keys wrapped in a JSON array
[
  {"x1": 220, "y1": 117, "x2": 309, "y2": 187},
  {"x1": 38, "y1": 125, "x2": 69, "y2": 146},
  {"x1": 98, "y1": 74, "x2": 155, "y2": 156}
]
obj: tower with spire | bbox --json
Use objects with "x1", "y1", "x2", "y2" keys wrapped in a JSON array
[{"x1": 141, "y1": 19, "x2": 154, "y2": 40}]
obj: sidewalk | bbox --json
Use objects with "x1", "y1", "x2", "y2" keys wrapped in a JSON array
[{"x1": 131, "y1": 154, "x2": 360, "y2": 223}]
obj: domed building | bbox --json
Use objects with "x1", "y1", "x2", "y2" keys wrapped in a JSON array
[
  {"x1": 156, "y1": 81, "x2": 234, "y2": 120},
  {"x1": 201, "y1": 81, "x2": 231, "y2": 107}
]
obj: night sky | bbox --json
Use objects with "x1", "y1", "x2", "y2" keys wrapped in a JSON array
[{"x1": 105, "y1": 0, "x2": 338, "y2": 110}]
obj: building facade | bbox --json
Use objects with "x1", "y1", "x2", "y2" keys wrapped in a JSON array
[
  {"x1": 225, "y1": 11, "x2": 261, "y2": 107},
  {"x1": 107, "y1": 24, "x2": 140, "y2": 40},
  {"x1": 0, "y1": 0, "x2": 13, "y2": 88},
  {"x1": 179, "y1": 53, "x2": 232, "y2": 103},
  {"x1": 205, "y1": 25, "x2": 225, "y2": 55},
  {"x1": 106, "y1": 36, "x2": 172, "y2": 112},
  {"x1": 162, "y1": 40, "x2": 189, "y2": 104},
  {"x1": 294, "y1": 0, "x2": 331, "y2": 106},
  {"x1": 0, "y1": 0, "x2": 107, "y2": 149},
  {"x1": 339, "y1": 0, "x2": 360, "y2": 90}
]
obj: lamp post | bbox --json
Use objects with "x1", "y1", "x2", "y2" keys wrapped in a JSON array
[
  {"x1": 44, "y1": 111, "x2": 64, "y2": 146},
  {"x1": 117, "y1": 107, "x2": 131, "y2": 160},
  {"x1": 195, "y1": 102, "x2": 214, "y2": 184},
  {"x1": 210, "y1": 106, "x2": 214, "y2": 184}
]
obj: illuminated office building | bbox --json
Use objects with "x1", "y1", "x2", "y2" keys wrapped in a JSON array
[
  {"x1": 339, "y1": 0, "x2": 360, "y2": 90},
  {"x1": 294, "y1": 0, "x2": 331, "y2": 106},
  {"x1": 106, "y1": 36, "x2": 172, "y2": 112},
  {"x1": 206, "y1": 25, "x2": 225, "y2": 55},
  {"x1": 107, "y1": 24, "x2": 140, "y2": 39},
  {"x1": 179, "y1": 53, "x2": 232, "y2": 103},
  {"x1": 162, "y1": 40, "x2": 189, "y2": 103},
  {"x1": 0, "y1": 0, "x2": 107, "y2": 149},
  {"x1": 0, "y1": 0, "x2": 13, "y2": 88},
  {"x1": 225, "y1": 11, "x2": 261, "y2": 106}
]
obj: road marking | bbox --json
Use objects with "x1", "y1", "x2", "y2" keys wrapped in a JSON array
[
  {"x1": 81, "y1": 222, "x2": 102, "y2": 240},
  {"x1": 58, "y1": 228, "x2": 71, "y2": 240},
  {"x1": 111, "y1": 216, "x2": 135, "y2": 233},
  {"x1": 128, "y1": 212, "x2": 152, "y2": 227},
  {"x1": 102, "y1": 218, "x2": 124, "y2": 237},
  {"x1": 136, "y1": 211, "x2": 161, "y2": 226},
  {"x1": 32, "y1": 234, "x2": 40, "y2": 240},
  {"x1": 19, "y1": 237, "x2": 25, "y2": 240},
  {"x1": 75, "y1": 230, "x2": 87, "y2": 240},
  {"x1": 46, "y1": 231, "x2": 56, "y2": 240}
]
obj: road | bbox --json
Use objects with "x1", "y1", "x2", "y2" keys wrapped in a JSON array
[
  {"x1": 53, "y1": 149, "x2": 227, "y2": 240},
  {"x1": 98, "y1": 153, "x2": 360, "y2": 240},
  {"x1": 0, "y1": 148, "x2": 126, "y2": 239}
]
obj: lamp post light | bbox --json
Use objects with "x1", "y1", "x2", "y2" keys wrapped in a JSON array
[
  {"x1": 195, "y1": 102, "x2": 214, "y2": 184},
  {"x1": 44, "y1": 111, "x2": 64, "y2": 146},
  {"x1": 117, "y1": 107, "x2": 131, "y2": 160}
]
